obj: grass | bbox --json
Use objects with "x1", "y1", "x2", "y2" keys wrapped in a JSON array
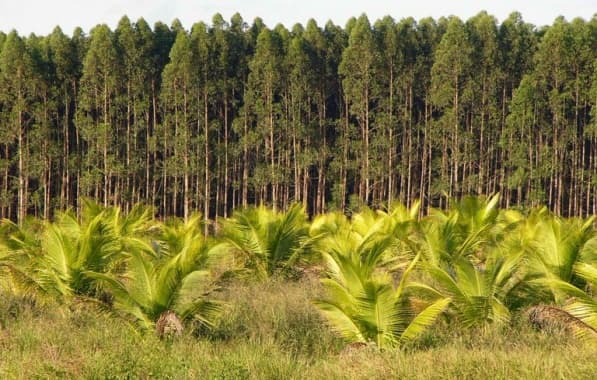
[{"x1": 0, "y1": 276, "x2": 595, "y2": 379}]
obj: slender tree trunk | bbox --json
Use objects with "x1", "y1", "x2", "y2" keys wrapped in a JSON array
[
  {"x1": 223, "y1": 93, "x2": 229, "y2": 218},
  {"x1": 204, "y1": 88, "x2": 210, "y2": 232},
  {"x1": 17, "y1": 106, "x2": 25, "y2": 224}
]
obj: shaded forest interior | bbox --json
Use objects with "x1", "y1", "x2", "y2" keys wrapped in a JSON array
[{"x1": 0, "y1": 11, "x2": 596, "y2": 222}]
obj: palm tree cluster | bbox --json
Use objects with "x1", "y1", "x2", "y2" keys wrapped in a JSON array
[{"x1": 0, "y1": 195, "x2": 596, "y2": 346}]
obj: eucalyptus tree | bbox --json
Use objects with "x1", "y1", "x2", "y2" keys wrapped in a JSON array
[
  {"x1": 160, "y1": 30, "x2": 197, "y2": 218},
  {"x1": 534, "y1": 17, "x2": 571, "y2": 215},
  {"x1": 0, "y1": 12, "x2": 594, "y2": 220},
  {"x1": 114, "y1": 17, "x2": 155, "y2": 209},
  {"x1": 283, "y1": 22, "x2": 331, "y2": 212},
  {"x1": 590, "y1": 62, "x2": 597, "y2": 214},
  {"x1": 567, "y1": 18, "x2": 595, "y2": 216},
  {"x1": 499, "y1": 12, "x2": 539, "y2": 208},
  {"x1": 114, "y1": 16, "x2": 137, "y2": 209},
  {"x1": 227, "y1": 13, "x2": 251, "y2": 210},
  {"x1": 430, "y1": 17, "x2": 473, "y2": 204},
  {"x1": 131, "y1": 18, "x2": 159, "y2": 208},
  {"x1": 323, "y1": 20, "x2": 348, "y2": 210},
  {"x1": 70, "y1": 27, "x2": 88, "y2": 210},
  {"x1": 413, "y1": 17, "x2": 443, "y2": 212},
  {"x1": 304, "y1": 19, "x2": 330, "y2": 213},
  {"x1": 465, "y1": 12, "x2": 501, "y2": 196},
  {"x1": 147, "y1": 21, "x2": 176, "y2": 210},
  {"x1": 373, "y1": 16, "x2": 399, "y2": 206},
  {"x1": 339, "y1": 14, "x2": 378, "y2": 204},
  {"x1": 77, "y1": 24, "x2": 121, "y2": 207},
  {"x1": 210, "y1": 14, "x2": 233, "y2": 218},
  {"x1": 394, "y1": 18, "x2": 421, "y2": 207},
  {"x1": 0, "y1": 31, "x2": 36, "y2": 223},
  {"x1": 529, "y1": 17, "x2": 595, "y2": 216},
  {"x1": 191, "y1": 22, "x2": 213, "y2": 223},
  {"x1": 25, "y1": 34, "x2": 56, "y2": 219},
  {"x1": 246, "y1": 27, "x2": 284, "y2": 208},
  {"x1": 286, "y1": 31, "x2": 312, "y2": 208},
  {"x1": 48, "y1": 26, "x2": 81, "y2": 210}
]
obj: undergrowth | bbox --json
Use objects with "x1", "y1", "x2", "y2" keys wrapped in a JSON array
[{"x1": 0, "y1": 276, "x2": 595, "y2": 379}]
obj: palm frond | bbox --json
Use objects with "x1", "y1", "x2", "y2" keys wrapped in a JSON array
[
  {"x1": 400, "y1": 297, "x2": 451, "y2": 343},
  {"x1": 312, "y1": 299, "x2": 366, "y2": 343}
]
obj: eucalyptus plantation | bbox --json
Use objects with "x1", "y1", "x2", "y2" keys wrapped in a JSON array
[
  {"x1": 0, "y1": 12, "x2": 594, "y2": 219},
  {"x1": 0, "y1": 32, "x2": 35, "y2": 223}
]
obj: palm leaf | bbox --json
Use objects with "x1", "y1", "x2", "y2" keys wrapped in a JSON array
[
  {"x1": 400, "y1": 297, "x2": 451, "y2": 343},
  {"x1": 313, "y1": 299, "x2": 366, "y2": 343}
]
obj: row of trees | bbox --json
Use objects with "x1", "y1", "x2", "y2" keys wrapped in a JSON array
[{"x1": 0, "y1": 12, "x2": 596, "y2": 222}]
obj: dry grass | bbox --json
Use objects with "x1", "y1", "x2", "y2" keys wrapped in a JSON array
[{"x1": 0, "y1": 278, "x2": 596, "y2": 379}]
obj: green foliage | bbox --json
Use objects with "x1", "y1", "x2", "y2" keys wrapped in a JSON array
[
  {"x1": 0, "y1": 12, "x2": 595, "y2": 222},
  {"x1": 411, "y1": 252, "x2": 524, "y2": 327},
  {"x1": 411, "y1": 196, "x2": 532, "y2": 326},
  {"x1": 89, "y1": 214, "x2": 227, "y2": 332},
  {"x1": 563, "y1": 262, "x2": 597, "y2": 331},
  {"x1": 0, "y1": 200, "x2": 154, "y2": 302},
  {"x1": 222, "y1": 203, "x2": 315, "y2": 279},
  {"x1": 313, "y1": 204, "x2": 449, "y2": 348},
  {"x1": 1, "y1": 195, "x2": 597, "y2": 353},
  {"x1": 416, "y1": 194, "x2": 506, "y2": 266}
]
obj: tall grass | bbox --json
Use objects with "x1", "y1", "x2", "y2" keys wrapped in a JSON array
[
  {"x1": 208, "y1": 276, "x2": 345, "y2": 356},
  {"x1": 1, "y1": 278, "x2": 595, "y2": 379}
]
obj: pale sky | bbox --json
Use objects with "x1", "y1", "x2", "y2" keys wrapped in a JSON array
[{"x1": 1, "y1": 1, "x2": 595, "y2": 36}]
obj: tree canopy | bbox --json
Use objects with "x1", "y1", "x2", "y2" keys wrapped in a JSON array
[{"x1": 0, "y1": 12, "x2": 596, "y2": 221}]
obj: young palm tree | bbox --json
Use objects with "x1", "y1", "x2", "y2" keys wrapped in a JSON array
[
  {"x1": 311, "y1": 202, "x2": 421, "y2": 275},
  {"x1": 221, "y1": 203, "x2": 315, "y2": 279},
  {"x1": 0, "y1": 217, "x2": 43, "y2": 292},
  {"x1": 526, "y1": 215, "x2": 596, "y2": 303},
  {"x1": 350, "y1": 201, "x2": 420, "y2": 244},
  {"x1": 314, "y1": 227, "x2": 450, "y2": 349},
  {"x1": 416, "y1": 194, "x2": 512, "y2": 267},
  {"x1": 410, "y1": 249, "x2": 526, "y2": 327},
  {"x1": 532, "y1": 262, "x2": 597, "y2": 340},
  {"x1": 409, "y1": 195, "x2": 531, "y2": 326},
  {"x1": 89, "y1": 214, "x2": 227, "y2": 336},
  {"x1": 563, "y1": 263, "x2": 597, "y2": 333},
  {"x1": 0, "y1": 200, "x2": 155, "y2": 303},
  {"x1": 0, "y1": 217, "x2": 43, "y2": 258}
]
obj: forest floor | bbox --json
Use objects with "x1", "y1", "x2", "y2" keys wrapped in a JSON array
[{"x1": 1, "y1": 277, "x2": 595, "y2": 379}]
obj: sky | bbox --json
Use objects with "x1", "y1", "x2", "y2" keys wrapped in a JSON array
[{"x1": 1, "y1": 0, "x2": 595, "y2": 35}]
